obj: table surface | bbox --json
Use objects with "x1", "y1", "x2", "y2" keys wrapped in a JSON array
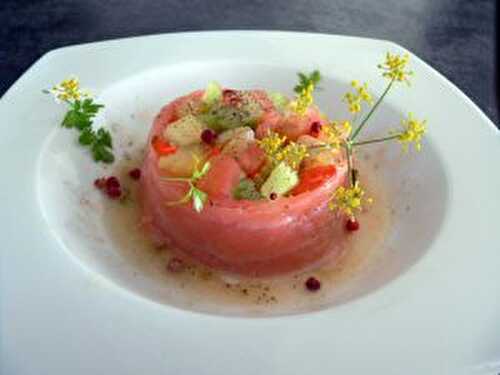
[{"x1": 1, "y1": 0, "x2": 498, "y2": 127}]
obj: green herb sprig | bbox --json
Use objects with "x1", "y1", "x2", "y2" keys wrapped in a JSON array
[
  {"x1": 294, "y1": 70, "x2": 321, "y2": 94},
  {"x1": 45, "y1": 77, "x2": 114, "y2": 163},
  {"x1": 161, "y1": 160, "x2": 211, "y2": 213}
]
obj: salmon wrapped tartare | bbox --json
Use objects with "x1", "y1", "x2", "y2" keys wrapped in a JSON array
[{"x1": 140, "y1": 82, "x2": 350, "y2": 276}]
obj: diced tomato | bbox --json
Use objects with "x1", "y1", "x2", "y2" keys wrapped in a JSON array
[
  {"x1": 209, "y1": 146, "x2": 221, "y2": 158},
  {"x1": 222, "y1": 89, "x2": 242, "y2": 106},
  {"x1": 255, "y1": 111, "x2": 282, "y2": 139},
  {"x1": 237, "y1": 143, "x2": 266, "y2": 176},
  {"x1": 197, "y1": 155, "x2": 242, "y2": 198},
  {"x1": 278, "y1": 114, "x2": 310, "y2": 140},
  {"x1": 291, "y1": 165, "x2": 337, "y2": 195},
  {"x1": 152, "y1": 136, "x2": 177, "y2": 155}
]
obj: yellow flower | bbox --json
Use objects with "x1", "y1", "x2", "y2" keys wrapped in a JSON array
[
  {"x1": 290, "y1": 82, "x2": 315, "y2": 115},
  {"x1": 257, "y1": 131, "x2": 287, "y2": 157},
  {"x1": 258, "y1": 131, "x2": 309, "y2": 170},
  {"x1": 328, "y1": 181, "x2": 372, "y2": 219},
  {"x1": 377, "y1": 52, "x2": 413, "y2": 84},
  {"x1": 321, "y1": 121, "x2": 351, "y2": 149},
  {"x1": 343, "y1": 81, "x2": 373, "y2": 114},
  {"x1": 395, "y1": 113, "x2": 427, "y2": 152},
  {"x1": 49, "y1": 77, "x2": 88, "y2": 103},
  {"x1": 257, "y1": 131, "x2": 309, "y2": 169},
  {"x1": 276, "y1": 142, "x2": 309, "y2": 169}
]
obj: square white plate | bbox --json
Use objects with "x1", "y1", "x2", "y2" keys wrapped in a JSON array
[{"x1": 1, "y1": 31, "x2": 499, "y2": 375}]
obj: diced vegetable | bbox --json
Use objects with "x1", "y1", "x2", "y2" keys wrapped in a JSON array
[
  {"x1": 278, "y1": 113, "x2": 312, "y2": 140},
  {"x1": 236, "y1": 143, "x2": 266, "y2": 176},
  {"x1": 268, "y1": 92, "x2": 289, "y2": 111},
  {"x1": 152, "y1": 136, "x2": 177, "y2": 155},
  {"x1": 197, "y1": 155, "x2": 243, "y2": 198},
  {"x1": 209, "y1": 146, "x2": 221, "y2": 158},
  {"x1": 217, "y1": 126, "x2": 255, "y2": 145},
  {"x1": 163, "y1": 114, "x2": 205, "y2": 146},
  {"x1": 303, "y1": 150, "x2": 340, "y2": 169},
  {"x1": 219, "y1": 127, "x2": 255, "y2": 158},
  {"x1": 291, "y1": 165, "x2": 336, "y2": 195},
  {"x1": 255, "y1": 110, "x2": 283, "y2": 139},
  {"x1": 158, "y1": 144, "x2": 206, "y2": 177},
  {"x1": 202, "y1": 82, "x2": 222, "y2": 107},
  {"x1": 297, "y1": 134, "x2": 323, "y2": 147},
  {"x1": 298, "y1": 134, "x2": 341, "y2": 169},
  {"x1": 233, "y1": 178, "x2": 261, "y2": 200},
  {"x1": 198, "y1": 92, "x2": 263, "y2": 131},
  {"x1": 260, "y1": 162, "x2": 299, "y2": 198}
]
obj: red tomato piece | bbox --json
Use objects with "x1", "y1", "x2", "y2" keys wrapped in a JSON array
[
  {"x1": 209, "y1": 146, "x2": 221, "y2": 157},
  {"x1": 152, "y1": 136, "x2": 177, "y2": 155},
  {"x1": 291, "y1": 165, "x2": 337, "y2": 195}
]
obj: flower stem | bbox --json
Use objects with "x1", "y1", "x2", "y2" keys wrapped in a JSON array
[
  {"x1": 352, "y1": 134, "x2": 400, "y2": 147},
  {"x1": 307, "y1": 143, "x2": 330, "y2": 151},
  {"x1": 343, "y1": 141, "x2": 354, "y2": 186},
  {"x1": 351, "y1": 79, "x2": 394, "y2": 140}
]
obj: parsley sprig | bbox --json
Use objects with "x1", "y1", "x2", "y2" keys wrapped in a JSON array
[
  {"x1": 162, "y1": 160, "x2": 211, "y2": 213},
  {"x1": 45, "y1": 78, "x2": 114, "y2": 163},
  {"x1": 62, "y1": 98, "x2": 114, "y2": 163}
]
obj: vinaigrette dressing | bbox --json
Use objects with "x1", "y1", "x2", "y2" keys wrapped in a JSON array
[{"x1": 100, "y1": 146, "x2": 392, "y2": 315}]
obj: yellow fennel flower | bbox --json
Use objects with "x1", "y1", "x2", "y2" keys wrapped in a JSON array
[
  {"x1": 290, "y1": 83, "x2": 314, "y2": 115},
  {"x1": 257, "y1": 131, "x2": 287, "y2": 158},
  {"x1": 276, "y1": 142, "x2": 309, "y2": 170},
  {"x1": 395, "y1": 113, "x2": 427, "y2": 152},
  {"x1": 49, "y1": 77, "x2": 89, "y2": 103},
  {"x1": 321, "y1": 121, "x2": 351, "y2": 149},
  {"x1": 377, "y1": 52, "x2": 413, "y2": 84},
  {"x1": 328, "y1": 181, "x2": 372, "y2": 219},
  {"x1": 343, "y1": 80, "x2": 373, "y2": 114}
]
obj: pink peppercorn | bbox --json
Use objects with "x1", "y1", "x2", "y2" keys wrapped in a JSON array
[
  {"x1": 201, "y1": 129, "x2": 217, "y2": 145},
  {"x1": 106, "y1": 186, "x2": 122, "y2": 199},
  {"x1": 129, "y1": 168, "x2": 141, "y2": 180},
  {"x1": 94, "y1": 177, "x2": 107, "y2": 190},
  {"x1": 305, "y1": 277, "x2": 321, "y2": 292},
  {"x1": 104, "y1": 176, "x2": 121, "y2": 199},
  {"x1": 106, "y1": 176, "x2": 120, "y2": 189},
  {"x1": 310, "y1": 121, "x2": 322, "y2": 137},
  {"x1": 346, "y1": 219, "x2": 360, "y2": 232}
]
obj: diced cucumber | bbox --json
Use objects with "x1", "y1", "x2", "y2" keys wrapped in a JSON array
[
  {"x1": 202, "y1": 81, "x2": 222, "y2": 106},
  {"x1": 233, "y1": 178, "x2": 262, "y2": 200},
  {"x1": 260, "y1": 162, "x2": 299, "y2": 198},
  {"x1": 163, "y1": 114, "x2": 204, "y2": 146},
  {"x1": 198, "y1": 91, "x2": 263, "y2": 131},
  {"x1": 268, "y1": 92, "x2": 289, "y2": 111}
]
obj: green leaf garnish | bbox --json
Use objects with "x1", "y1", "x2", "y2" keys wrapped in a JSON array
[
  {"x1": 294, "y1": 70, "x2": 321, "y2": 95},
  {"x1": 193, "y1": 160, "x2": 211, "y2": 179},
  {"x1": 78, "y1": 128, "x2": 95, "y2": 145},
  {"x1": 46, "y1": 78, "x2": 113, "y2": 164},
  {"x1": 90, "y1": 128, "x2": 114, "y2": 163},
  {"x1": 192, "y1": 188, "x2": 208, "y2": 213},
  {"x1": 162, "y1": 160, "x2": 211, "y2": 213}
]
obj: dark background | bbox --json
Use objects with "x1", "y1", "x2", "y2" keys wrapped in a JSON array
[{"x1": 1, "y1": 0, "x2": 497, "y2": 127}]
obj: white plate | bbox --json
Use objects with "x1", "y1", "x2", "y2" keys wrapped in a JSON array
[{"x1": 1, "y1": 31, "x2": 499, "y2": 375}]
